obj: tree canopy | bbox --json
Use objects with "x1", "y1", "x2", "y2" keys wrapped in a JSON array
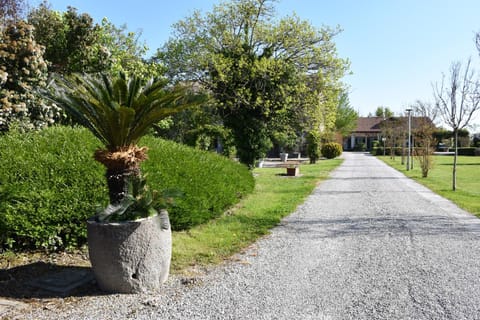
[
  {"x1": 375, "y1": 106, "x2": 394, "y2": 118},
  {"x1": 1, "y1": 1, "x2": 163, "y2": 131},
  {"x1": 96, "y1": 18, "x2": 164, "y2": 78},
  {"x1": 28, "y1": 2, "x2": 108, "y2": 74},
  {"x1": 335, "y1": 91, "x2": 358, "y2": 136},
  {"x1": 0, "y1": 0, "x2": 26, "y2": 24},
  {"x1": 158, "y1": 0, "x2": 349, "y2": 167}
]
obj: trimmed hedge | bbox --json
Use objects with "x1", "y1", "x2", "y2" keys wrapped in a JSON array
[
  {"x1": 0, "y1": 126, "x2": 254, "y2": 251},
  {"x1": 0, "y1": 127, "x2": 107, "y2": 251},
  {"x1": 140, "y1": 135, "x2": 254, "y2": 230},
  {"x1": 456, "y1": 147, "x2": 477, "y2": 156},
  {"x1": 372, "y1": 147, "x2": 404, "y2": 156},
  {"x1": 321, "y1": 142, "x2": 343, "y2": 159}
]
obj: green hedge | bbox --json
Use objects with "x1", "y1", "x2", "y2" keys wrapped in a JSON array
[
  {"x1": 321, "y1": 142, "x2": 343, "y2": 159},
  {"x1": 0, "y1": 126, "x2": 254, "y2": 251},
  {"x1": 0, "y1": 127, "x2": 107, "y2": 251},
  {"x1": 140, "y1": 135, "x2": 254, "y2": 230},
  {"x1": 372, "y1": 147, "x2": 404, "y2": 156},
  {"x1": 456, "y1": 147, "x2": 477, "y2": 156},
  {"x1": 376, "y1": 147, "x2": 479, "y2": 156}
]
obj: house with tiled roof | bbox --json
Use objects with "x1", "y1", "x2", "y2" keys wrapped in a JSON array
[
  {"x1": 344, "y1": 116, "x2": 433, "y2": 151},
  {"x1": 344, "y1": 117, "x2": 385, "y2": 150}
]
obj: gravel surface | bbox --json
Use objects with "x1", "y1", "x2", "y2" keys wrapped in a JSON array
[{"x1": 13, "y1": 152, "x2": 480, "y2": 319}]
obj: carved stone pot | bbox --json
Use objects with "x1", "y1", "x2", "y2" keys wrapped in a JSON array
[{"x1": 86, "y1": 210, "x2": 171, "y2": 293}]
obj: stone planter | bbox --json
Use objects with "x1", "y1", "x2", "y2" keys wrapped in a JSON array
[
  {"x1": 86, "y1": 210, "x2": 171, "y2": 293},
  {"x1": 257, "y1": 159, "x2": 265, "y2": 168}
]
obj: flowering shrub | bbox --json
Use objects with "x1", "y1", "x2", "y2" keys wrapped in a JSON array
[{"x1": 0, "y1": 21, "x2": 60, "y2": 131}]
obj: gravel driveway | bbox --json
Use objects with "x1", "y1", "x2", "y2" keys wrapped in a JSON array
[{"x1": 18, "y1": 152, "x2": 480, "y2": 319}]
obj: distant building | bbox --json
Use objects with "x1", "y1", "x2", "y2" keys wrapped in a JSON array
[
  {"x1": 345, "y1": 117, "x2": 384, "y2": 150},
  {"x1": 344, "y1": 116, "x2": 433, "y2": 151}
]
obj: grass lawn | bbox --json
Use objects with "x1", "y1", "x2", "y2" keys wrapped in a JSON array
[
  {"x1": 378, "y1": 155, "x2": 480, "y2": 217},
  {"x1": 171, "y1": 159, "x2": 342, "y2": 274}
]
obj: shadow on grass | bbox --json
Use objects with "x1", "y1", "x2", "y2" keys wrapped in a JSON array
[{"x1": 438, "y1": 163, "x2": 479, "y2": 166}]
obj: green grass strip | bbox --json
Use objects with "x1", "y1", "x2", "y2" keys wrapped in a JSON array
[
  {"x1": 171, "y1": 159, "x2": 343, "y2": 273},
  {"x1": 378, "y1": 155, "x2": 480, "y2": 216}
]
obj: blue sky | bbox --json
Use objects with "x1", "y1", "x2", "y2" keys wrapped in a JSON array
[{"x1": 35, "y1": 0, "x2": 480, "y2": 128}]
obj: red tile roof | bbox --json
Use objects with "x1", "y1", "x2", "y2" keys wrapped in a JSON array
[
  {"x1": 352, "y1": 116, "x2": 433, "y2": 134},
  {"x1": 353, "y1": 117, "x2": 384, "y2": 133}
]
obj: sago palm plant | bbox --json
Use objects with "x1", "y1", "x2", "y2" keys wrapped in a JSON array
[{"x1": 42, "y1": 72, "x2": 206, "y2": 219}]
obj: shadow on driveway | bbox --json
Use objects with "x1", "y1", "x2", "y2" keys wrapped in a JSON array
[{"x1": 281, "y1": 215, "x2": 480, "y2": 240}]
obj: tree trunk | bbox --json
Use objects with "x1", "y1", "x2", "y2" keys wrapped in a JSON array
[
  {"x1": 94, "y1": 146, "x2": 147, "y2": 204},
  {"x1": 106, "y1": 167, "x2": 140, "y2": 204},
  {"x1": 452, "y1": 129, "x2": 458, "y2": 191},
  {"x1": 105, "y1": 169, "x2": 131, "y2": 204},
  {"x1": 401, "y1": 138, "x2": 405, "y2": 165}
]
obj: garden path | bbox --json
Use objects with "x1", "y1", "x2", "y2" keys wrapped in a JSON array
[{"x1": 17, "y1": 152, "x2": 480, "y2": 319}]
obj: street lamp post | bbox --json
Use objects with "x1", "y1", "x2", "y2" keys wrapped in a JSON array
[
  {"x1": 406, "y1": 108, "x2": 412, "y2": 171},
  {"x1": 382, "y1": 137, "x2": 386, "y2": 156}
]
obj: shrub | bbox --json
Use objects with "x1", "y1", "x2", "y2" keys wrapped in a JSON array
[
  {"x1": 371, "y1": 147, "x2": 380, "y2": 156},
  {"x1": 0, "y1": 21, "x2": 60, "y2": 131},
  {"x1": 140, "y1": 135, "x2": 254, "y2": 230},
  {"x1": 474, "y1": 136, "x2": 480, "y2": 147},
  {"x1": 321, "y1": 142, "x2": 343, "y2": 159},
  {"x1": 456, "y1": 147, "x2": 476, "y2": 156},
  {"x1": 0, "y1": 126, "x2": 107, "y2": 251},
  {"x1": 383, "y1": 147, "x2": 403, "y2": 156},
  {"x1": 372, "y1": 147, "x2": 391, "y2": 156},
  {"x1": 0, "y1": 126, "x2": 254, "y2": 251},
  {"x1": 353, "y1": 143, "x2": 366, "y2": 151},
  {"x1": 306, "y1": 131, "x2": 321, "y2": 164}
]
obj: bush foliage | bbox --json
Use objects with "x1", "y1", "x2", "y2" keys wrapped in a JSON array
[
  {"x1": 0, "y1": 126, "x2": 106, "y2": 251},
  {"x1": 0, "y1": 21, "x2": 60, "y2": 131},
  {"x1": 0, "y1": 126, "x2": 254, "y2": 251},
  {"x1": 456, "y1": 147, "x2": 477, "y2": 156},
  {"x1": 140, "y1": 135, "x2": 254, "y2": 230},
  {"x1": 306, "y1": 131, "x2": 321, "y2": 164},
  {"x1": 321, "y1": 142, "x2": 343, "y2": 159}
]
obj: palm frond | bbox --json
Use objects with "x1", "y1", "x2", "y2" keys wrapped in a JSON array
[{"x1": 41, "y1": 72, "x2": 208, "y2": 151}]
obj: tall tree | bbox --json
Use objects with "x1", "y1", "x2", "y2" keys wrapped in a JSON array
[
  {"x1": 335, "y1": 91, "x2": 358, "y2": 136},
  {"x1": 28, "y1": 3, "x2": 162, "y2": 78},
  {"x1": 0, "y1": 0, "x2": 25, "y2": 25},
  {"x1": 433, "y1": 58, "x2": 480, "y2": 190},
  {"x1": 380, "y1": 116, "x2": 405, "y2": 160},
  {"x1": 96, "y1": 18, "x2": 164, "y2": 78},
  {"x1": 28, "y1": 3, "x2": 109, "y2": 74},
  {"x1": 375, "y1": 106, "x2": 393, "y2": 118},
  {"x1": 411, "y1": 100, "x2": 437, "y2": 177},
  {"x1": 158, "y1": 0, "x2": 348, "y2": 168}
]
